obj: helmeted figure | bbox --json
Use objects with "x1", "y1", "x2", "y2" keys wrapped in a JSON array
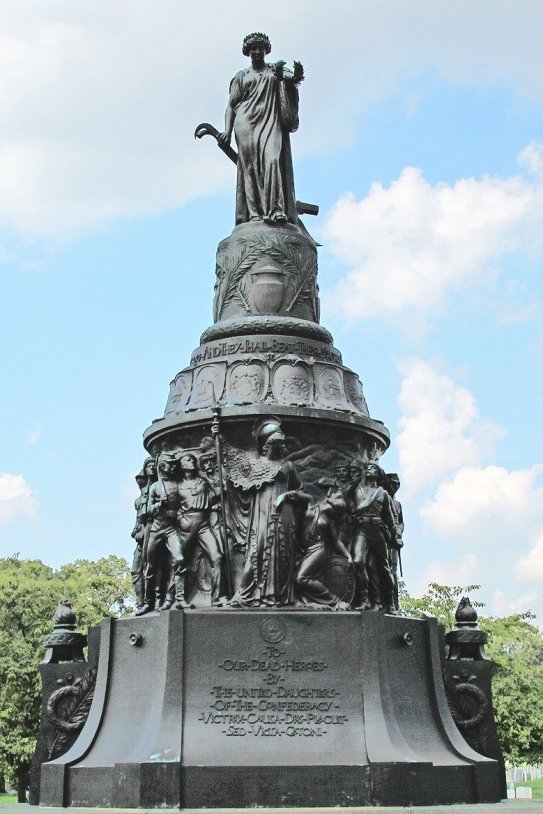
[
  {"x1": 218, "y1": 32, "x2": 303, "y2": 225},
  {"x1": 349, "y1": 462, "x2": 398, "y2": 613},
  {"x1": 229, "y1": 418, "x2": 302, "y2": 606}
]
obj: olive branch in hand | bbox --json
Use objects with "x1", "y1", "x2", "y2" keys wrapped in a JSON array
[
  {"x1": 273, "y1": 60, "x2": 305, "y2": 84},
  {"x1": 292, "y1": 61, "x2": 305, "y2": 83}
]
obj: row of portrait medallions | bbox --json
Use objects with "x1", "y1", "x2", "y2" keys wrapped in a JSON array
[{"x1": 165, "y1": 356, "x2": 369, "y2": 416}]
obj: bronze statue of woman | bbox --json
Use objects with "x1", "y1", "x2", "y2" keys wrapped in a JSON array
[
  {"x1": 228, "y1": 418, "x2": 303, "y2": 606},
  {"x1": 218, "y1": 32, "x2": 304, "y2": 225}
]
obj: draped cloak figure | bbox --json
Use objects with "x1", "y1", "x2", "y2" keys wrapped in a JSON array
[
  {"x1": 225, "y1": 420, "x2": 302, "y2": 606},
  {"x1": 228, "y1": 65, "x2": 299, "y2": 225}
]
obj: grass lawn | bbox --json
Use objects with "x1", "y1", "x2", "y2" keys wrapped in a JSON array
[
  {"x1": 525, "y1": 779, "x2": 543, "y2": 800},
  {"x1": 0, "y1": 793, "x2": 17, "y2": 805}
]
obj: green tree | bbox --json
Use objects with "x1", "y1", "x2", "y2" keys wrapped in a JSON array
[
  {"x1": 399, "y1": 581, "x2": 484, "y2": 629},
  {"x1": 0, "y1": 554, "x2": 131, "y2": 800},
  {"x1": 55, "y1": 555, "x2": 134, "y2": 628},
  {"x1": 483, "y1": 613, "x2": 543, "y2": 763},
  {"x1": 401, "y1": 581, "x2": 543, "y2": 764}
]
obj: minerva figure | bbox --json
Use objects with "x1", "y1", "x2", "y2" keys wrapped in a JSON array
[{"x1": 218, "y1": 32, "x2": 304, "y2": 225}]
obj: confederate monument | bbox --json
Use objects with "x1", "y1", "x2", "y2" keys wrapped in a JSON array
[{"x1": 38, "y1": 33, "x2": 504, "y2": 808}]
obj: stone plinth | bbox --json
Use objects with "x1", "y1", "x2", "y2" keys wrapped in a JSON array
[
  {"x1": 212, "y1": 221, "x2": 319, "y2": 325},
  {"x1": 40, "y1": 610, "x2": 501, "y2": 809}
]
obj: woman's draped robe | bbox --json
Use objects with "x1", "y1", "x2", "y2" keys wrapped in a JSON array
[
  {"x1": 227, "y1": 458, "x2": 301, "y2": 606},
  {"x1": 228, "y1": 65, "x2": 299, "y2": 224}
]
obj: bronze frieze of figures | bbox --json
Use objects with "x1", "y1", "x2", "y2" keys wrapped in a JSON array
[{"x1": 131, "y1": 417, "x2": 405, "y2": 615}]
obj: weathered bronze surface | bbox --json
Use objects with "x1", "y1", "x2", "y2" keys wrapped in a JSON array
[
  {"x1": 35, "y1": 33, "x2": 505, "y2": 809},
  {"x1": 217, "y1": 32, "x2": 302, "y2": 226},
  {"x1": 135, "y1": 30, "x2": 395, "y2": 613},
  {"x1": 29, "y1": 608, "x2": 99, "y2": 805},
  {"x1": 444, "y1": 598, "x2": 507, "y2": 798}
]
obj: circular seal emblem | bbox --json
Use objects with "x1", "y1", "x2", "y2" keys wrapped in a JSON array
[
  {"x1": 322, "y1": 555, "x2": 356, "y2": 604},
  {"x1": 260, "y1": 618, "x2": 286, "y2": 643}
]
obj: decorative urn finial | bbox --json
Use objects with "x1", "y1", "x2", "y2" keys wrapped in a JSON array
[
  {"x1": 52, "y1": 599, "x2": 77, "y2": 629},
  {"x1": 43, "y1": 599, "x2": 86, "y2": 664}
]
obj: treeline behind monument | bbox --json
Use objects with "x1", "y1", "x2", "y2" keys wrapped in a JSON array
[
  {"x1": 0, "y1": 555, "x2": 542, "y2": 798},
  {"x1": 0, "y1": 555, "x2": 132, "y2": 801}
]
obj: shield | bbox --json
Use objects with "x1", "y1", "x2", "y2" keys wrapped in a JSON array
[{"x1": 322, "y1": 555, "x2": 355, "y2": 604}]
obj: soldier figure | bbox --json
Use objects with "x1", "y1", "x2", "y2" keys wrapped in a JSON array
[
  {"x1": 199, "y1": 450, "x2": 221, "y2": 536},
  {"x1": 345, "y1": 462, "x2": 378, "y2": 608},
  {"x1": 350, "y1": 462, "x2": 398, "y2": 614},
  {"x1": 386, "y1": 473, "x2": 404, "y2": 610},
  {"x1": 333, "y1": 461, "x2": 352, "y2": 493},
  {"x1": 176, "y1": 453, "x2": 224, "y2": 606},
  {"x1": 131, "y1": 457, "x2": 157, "y2": 614},
  {"x1": 141, "y1": 452, "x2": 186, "y2": 613}
]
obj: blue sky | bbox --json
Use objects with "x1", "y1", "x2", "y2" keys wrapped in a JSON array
[{"x1": 1, "y1": 0, "x2": 543, "y2": 623}]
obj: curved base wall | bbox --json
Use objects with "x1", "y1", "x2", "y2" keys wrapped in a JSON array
[{"x1": 40, "y1": 610, "x2": 501, "y2": 809}]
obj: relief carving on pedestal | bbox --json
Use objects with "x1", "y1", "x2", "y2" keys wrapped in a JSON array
[
  {"x1": 226, "y1": 361, "x2": 268, "y2": 404},
  {"x1": 188, "y1": 363, "x2": 226, "y2": 409},
  {"x1": 344, "y1": 371, "x2": 369, "y2": 415},
  {"x1": 314, "y1": 364, "x2": 347, "y2": 409},
  {"x1": 272, "y1": 361, "x2": 312, "y2": 405},
  {"x1": 165, "y1": 370, "x2": 193, "y2": 415},
  {"x1": 133, "y1": 419, "x2": 401, "y2": 615},
  {"x1": 214, "y1": 233, "x2": 318, "y2": 323},
  {"x1": 250, "y1": 263, "x2": 286, "y2": 314},
  {"x1": 445, "y1": 671, "x2": 489, "y2": 736},
  {"x1": 45, "y1": 667, "x2": 97, "y2": 760}
]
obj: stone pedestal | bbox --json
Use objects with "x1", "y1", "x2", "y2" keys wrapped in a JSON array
[
  {"x1": 148, "y1": 220, "x2": 385, "y2": 501},
  {"x1": 40, "y1": 610, "x2": 501, "y2": 809},
  {"x1": 37, "y1": 189, "x2": 505, "y2": 807},
  {"x1": 29, "y1": 627, "x2": 100, "y2": 805},
  {"x1": 213, "y1": 221, "x2": 319, "y2": 324}
]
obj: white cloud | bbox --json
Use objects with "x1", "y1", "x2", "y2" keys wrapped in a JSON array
[
  {"x1": 324, "y1": 148, "x2": 543, "y2": 324},
  {"x1": 419, "y1": 465, "x2": 543, "y2": 600},
  {"x1": 396, "y1": 360, "x2": 543, "y2": 619},
  {"x1": 411, "y1": 553, "x2": 479, "y2": 598},
  {"x1": 396, "y1": 359, "x2": 502, "y2": 491},
  {"x1": 491, "y1": 587, "x2": 539, "y2": 617},
  {"x1": 498, "y1": 301, "x2": 540, "y2": 326},
  {"x1": 1, "y1": 2, "x2": 543, "y2": 236},
  {"x1": 0, "y1": 473, "x2": 36, "y2": 524},
  {"x1": 421, "y1": 465, "x2": 543, "y2": 536},
  {"x1": 515, "y1": 531, "x2": 543, "y2": 582}
]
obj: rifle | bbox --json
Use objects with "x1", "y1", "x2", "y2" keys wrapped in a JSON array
[{"x1": 210, "y1": 393, "x2": 233, "y2": 598}]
